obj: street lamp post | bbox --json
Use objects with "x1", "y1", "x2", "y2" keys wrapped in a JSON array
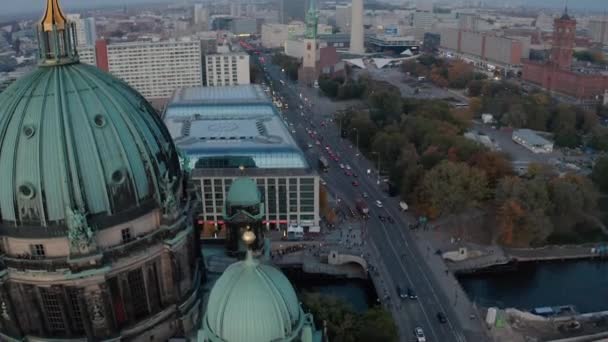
[
  {"x1": 352, "y1": 128, "x2": 359, "y2": 155},
  {"x1": 371, "y1": 152, "x2": 381, "y2": 184}
]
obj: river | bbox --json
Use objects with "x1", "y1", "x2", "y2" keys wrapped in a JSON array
[
  {"x1": 283, "y1": 268, "x2": 377, "y2": 313},
  {"x1": 458, "y1": 260, "x2": 608, "y2": 313}
]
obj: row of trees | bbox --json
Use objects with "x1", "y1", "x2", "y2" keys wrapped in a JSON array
[
  {"x1": 402, "y1": 55, "x2": 487, "y2": 89},
  {"x1": 271, "y1": 53, "x2": 300, "y2": 81},
  {"x1": 318, "y1": 76, "x2": 366, "y2": 100},
  {"x1": 336, "y1": 79, "x2": 603, "y2": 246},
  {"x1": 468, "y1": 80, "x2": 604, "y2": 149},
  {"x1": 301, "y1": 292, "x2": 398, "y2": 342}
]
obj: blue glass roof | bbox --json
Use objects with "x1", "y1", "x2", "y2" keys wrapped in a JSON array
[{"x1": 164, "y1": 85, "x2": 308, "y2": 170}]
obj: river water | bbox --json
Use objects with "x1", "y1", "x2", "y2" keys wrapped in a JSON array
[
  {"x1": 458, "y1": 260, "x2": 608, "y2": 313},
  {"x1": 283, "y1": 268, "x2": 377, "y2": 313}
]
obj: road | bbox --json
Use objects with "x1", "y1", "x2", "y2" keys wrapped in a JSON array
[{"x1": 255, "y1": 53, "x2": 487, "y2": 342}]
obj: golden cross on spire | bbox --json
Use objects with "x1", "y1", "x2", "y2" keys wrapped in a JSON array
[{"x1": 40, "y1": 0, "x2": 67, "y2": 32}]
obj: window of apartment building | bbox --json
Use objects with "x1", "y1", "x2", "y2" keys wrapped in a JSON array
[
  {"x1": 30, "y1": 244, "x2": 45, "y2": 258},
  {"x1": 121, "y1": 228, "x2": 133, "y2": 243}
]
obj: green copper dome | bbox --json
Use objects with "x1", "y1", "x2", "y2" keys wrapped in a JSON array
[
  {"x1": 225, "y1": 178, "x2": 261, "y2": 207},
  {"x1": 201, "y1": 255, "x2": 306, "y2": 342},
  {"x1": 0, "y1": 62, "x2": 180, "y2": 231}
]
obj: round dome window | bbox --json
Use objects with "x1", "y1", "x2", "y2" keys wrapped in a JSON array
[
  {"x1": 94, "y1": 114, "x2": 106, "y2": 128},
  {"x1": 111, "y1": 170, "x2": 126, "y2": 184},
  {"x1": 22, "y1": 125, "x2": 36, "y2": 139},
  {"x1": 18, "y1": 183, "x2": 36, "y2": 199}
]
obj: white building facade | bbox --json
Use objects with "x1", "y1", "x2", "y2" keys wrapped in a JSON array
[
  {"x1": 67, "y1": 14, "x2": 97, "y2": 46},
  {"x1": 205, "y1": 53, "x2": 250, "y2": 87},
  {"x1": 79, "y1": 40, "x2": 204, "y2": 99}
]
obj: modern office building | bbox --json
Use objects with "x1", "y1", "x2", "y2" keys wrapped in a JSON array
[
  {"x1": 163, "y1": 85, "x2": 320, "y2": 234},
  {"x1": 81, "y1": 39, "x2": 204, "y2": 100},
  {"x1": 439, "y1": 29, "x2": 530, "y2": 72},
  {"x1": 589, "y1": 18, "x2": 608, "y2": 45},
  {"x1": 350, "y1": 0, "x2": 365, "y2": 54},
  {"x1": 0, "y1": 0, "x2": 202, "y2": 340},
  {"x1": 458, "y1": 13, "x2": 480, "y2": 31},
  {"x1": 67, "y1": 14, "x2": 96, "y2": 46},
  {"x1": 335, "y1": 4, "x2": 352, "y2": 33},
  {"x1": 205, "y1": 53, "x2": 250, "y2": 86}
]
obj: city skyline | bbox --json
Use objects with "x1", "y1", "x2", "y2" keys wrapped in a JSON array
[{"x1": 2, "y1": 0, "x2": 607, "y2": 17}]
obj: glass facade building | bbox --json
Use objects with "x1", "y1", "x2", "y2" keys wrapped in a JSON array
[{"x1": 164, "y1": 85, "x2": 320, "y2": 231}]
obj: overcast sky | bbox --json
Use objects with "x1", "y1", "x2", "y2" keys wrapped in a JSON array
[{"x1": 5, "y1": 0, "x2": 607, "y2": 17}]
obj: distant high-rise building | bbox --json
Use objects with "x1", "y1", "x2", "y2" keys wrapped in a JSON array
[
  {"x1": 350, "y1": 0, "x2": 365, "y2": 54},
  {"x1": 589, "y1": 18, "x2": 608, "y2": 45},
  {"x1": 458, "y1": 13, "x2": 480, "y2": 31},
  {"x1": 205, "y1": 53, "x2": 251, "y2": 87},
  {"x1": 81, "y1": 39, "x2": 204, "y2": 100},
  {"x1": 335, "y1": 5, "x2": 352, "y2": 33},
  {"x1": 416, "y1": 0, "x2": 433, "y2": 12},
  {"x1": 67, "y1": 13, "x2": 96, "y2": 46},
  {"x1": 412, "y1": 10, "x2": 434, "y2": 30},
  {"x1": 194, "y1": 3, "x2": 209, "y2": 28}
]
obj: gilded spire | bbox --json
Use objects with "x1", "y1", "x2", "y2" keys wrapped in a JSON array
[
  {"x1": 40, "y1": 0, "x2": 67, "y2": 32},
  {"x1": 36, "y1": 0, "x2": 78, "y2": 65}
]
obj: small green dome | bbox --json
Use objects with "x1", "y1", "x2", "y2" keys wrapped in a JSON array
[
  {"x1": 0, "y1": 63, "x2": 180, "y2": 229},
  {"x1": 225, "y1": 178, "x2": 261, "y2": 207},
  {"x1": 203, "y1": 257, "x2": 304, "y2": 342}
]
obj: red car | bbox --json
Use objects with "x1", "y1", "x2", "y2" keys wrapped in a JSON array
[{"x1": 352, "y1": 180, "x2": 359, "y2": 187}]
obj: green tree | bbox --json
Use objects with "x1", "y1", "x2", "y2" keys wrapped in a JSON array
[
  {"x1": 554, "y1": 127, "x2": 580, "y2": 148},
  {"x1": 590, "y1": 126, "x2": 608, "y2": 151},
  {"x1": 495, "y1": 176, "x2": 554, "y2": 246},
  {"x1": 550, "y1": 105, "x2": 577, "y2": 133},
  {"x1": 319, "y1": 77, "x2": 339, "y2": 98},
  {"x1": 301, "y1": 293, "x2": 357, "y2": 342},
  {"x1": 496, "y1": 176, "x2": 552, "y2": 213},
  {"x1": 468, "y1": 151, "x2": 513, "y2": 188},
  {"x1": 592, "y1": 157, "x2": 608, "y2": 192},
  {"x1": 549, "y1": 174, "x2": 598, "y2": 216},
  {"x1": 418, "y1": 161, "x2": 489, "y2": 216},
  {"x1": 348, "y1": 111, "x2": 377, "y2": 150},
  {"x1": 356, "y1": 306, "x2": 398, "y2": 342}
]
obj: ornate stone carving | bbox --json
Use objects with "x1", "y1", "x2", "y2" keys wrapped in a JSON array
[
  {"x1": 1, "y1": 301, "x2": 9, "y2": 321},
  {"x1": 86, "y1": 292, "x2": 105, "y2": 327},
  {"x1": 178, "y1": 148, "x2": 192, "y2": 174},
  {"x1": 66, "y1": 206, "x2": 95, "y2": 253},
  {"x1": 161, "y1": 171, "x2": 178, "y2": 216}
]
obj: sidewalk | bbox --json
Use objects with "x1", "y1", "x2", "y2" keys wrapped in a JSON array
[
  {"x1": 407, "y1": 229, "x2": 490, "y2": 342},
  {"x1": 366, "y1": 239, "x2": 411, "y2": 342}
]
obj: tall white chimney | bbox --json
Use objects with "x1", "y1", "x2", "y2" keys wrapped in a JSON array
[{"x1": 350, "y1": 0, "x2": 364, "y2": 54}]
